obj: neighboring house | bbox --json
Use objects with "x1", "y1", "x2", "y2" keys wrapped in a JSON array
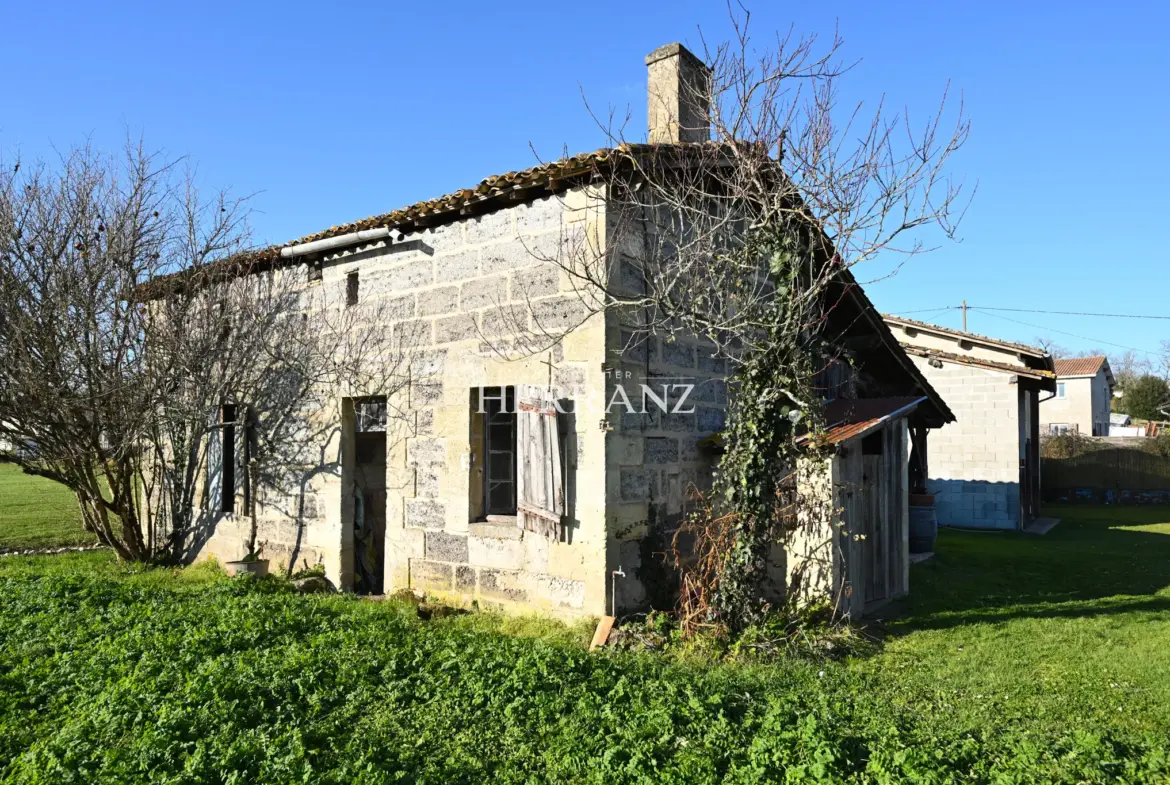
[
  {"x1": 884, "y1": 315, "x2": 1056, "y2": 530},
  {"x1": 1040, "y1": 357, "x2": 1114, "y2": 436},
  {"x1": 140, "y1": 43, "x2": 951, "y2": 619}
]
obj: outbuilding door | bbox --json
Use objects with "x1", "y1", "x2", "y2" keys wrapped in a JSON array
[{"x1": 860, "y1": 433, "x2": 889, "y2": 606}]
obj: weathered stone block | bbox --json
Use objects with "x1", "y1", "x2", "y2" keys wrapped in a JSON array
[
  {"x1": 386, "y1": 259, "x2": 434, "y2": 290},
  {"x1": 469, "y1": 522, "x2": 521, "y2": 540},
  {"x1": 482, "y1": 243, "x2": 535, "y2": 276},
  {"x1": 468, "y1": 535, "x2": 524, "y2": 570},
  {"x1": 413, "y1": 383, "x2": 443, "y2": 406},
  {"x1": 554, "y1": 365, "x2": 588, "y2": 399},
  {"x1": 408, "y1": 438, "x2": 445, "y2": 467},
  {"x1": 533, "y1": 574, "x2": 586, "y2": 609},
  {"x1": 381, "y1": 293, "x2": 416, "y2": 321},
  {"x1": 438, "y1": 249, "x2": 480, "y2": 281},
  {"x1": 531, "y1": 295, "x2": 589, "y2": 333},
  {"x1": 456, "y1": 564, "x2": 477, "y2": 590},
  {"x1": 696, "y1": 407, "x2": 724, "y2": 432},
  {"x1": 697, "y1": 353, "x2": 726, "y2": 375},
  {"x1": 643, "y1": 437, "x2": 679, "y2": 464},
  {"x1": 435, "y1": 313, "x2": 479, "y2": 343},
  {"x1": 523, "y1": 532, "x2": 549, "y2": 572},
  {"x1": 480, "y1": 305, "x2": 525, "y2": 337},
  {"x1": 406, "y1": 499, "x2": 445, "y2": 528},
  {"x1": 460, "y1": 275, "x2": 509, "y2": 312},
  {"x1": 415, "y1": 467, "x2": 440, "y2": 498},
  {"x1": 661, "y1": 340, "x2": 694, "y2": 368},
  {"x1": 410, "y1": 349, "x2": 448, "y2": 379},
  {"x1": 664, "y1": 410, "x2": 698, "y2": 432},
  {"x1": 621, "y1": 469, "x2": 650, "y2": 501},
  {"x1": 426, "y1": 531, "x2": 469, "y2": 562},
  {"x1": 465, "y1": 209, "x2": 514, "y2": 245},
  {"x1": 411, "y1": 559, "x2": 453, "y2": 592},
  {"x1": 510, "y1": 265, "x2": 560, "y2": 301},
  {"x1": 418, "y1": 286, "x2": 459, "y2": 316},
  {"x1": 394, "y1": 319, "x2": 433, "y2": 348},
  {"x1": 479, "y1": 568, "x2": 528, "y2": 602}
]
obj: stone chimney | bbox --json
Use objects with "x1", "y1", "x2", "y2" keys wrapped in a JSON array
[{"x1": 645, "y1": 42, "x2": 711, "y2": 144}]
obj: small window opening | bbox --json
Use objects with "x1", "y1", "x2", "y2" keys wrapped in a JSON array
[
  {"x1": 308, "y1": 260, "x2": 323, "y2": 283},
  {"x1": 470, "y1": 387, "x2": 516, "y2": 519},
  {"x1": 861, "y1": 430, "x2": 883, "y2": 456},
  {"x1": 220, "y1": 404, "x2": 237, "y2": 514},
  {"x1": 346, "y1": 271, "x2": 360, "y2": 306}
]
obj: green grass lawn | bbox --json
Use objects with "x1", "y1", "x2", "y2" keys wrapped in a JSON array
[
  {"x1": 0, "y1": 506, "x2": 1168, "y2": 782},
  {"x1": 0, "y1": 463, "x2": 97, "y2": 549}
]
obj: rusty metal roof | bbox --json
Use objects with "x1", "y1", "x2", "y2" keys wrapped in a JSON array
[{"x1": 809, "y1": 396, "x2": 927, "y2": 446}]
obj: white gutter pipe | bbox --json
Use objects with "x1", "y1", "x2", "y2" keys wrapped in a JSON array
[{"x1": 279, "y1": 227, "x2": 401, "y2": 259}]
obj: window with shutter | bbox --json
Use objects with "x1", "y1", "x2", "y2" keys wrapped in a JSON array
[{"x1": 516, "y1": 384, "x2": 564, "y2": 538}]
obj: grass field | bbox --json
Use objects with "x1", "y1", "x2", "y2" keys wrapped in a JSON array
[
  {"x1": 0, "y1": 463, "x2": 97, "y2": 549},
  {"x1": 0, "y1": 501, "x2": 1168, "y2": 781}
]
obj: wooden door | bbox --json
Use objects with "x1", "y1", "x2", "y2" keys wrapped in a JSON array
[{"x1": 861, "y1": 453, "x2": 888, "y2": 605}]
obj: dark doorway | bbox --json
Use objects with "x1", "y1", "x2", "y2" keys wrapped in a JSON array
[{"x1": 351, "y1": 397, "x2": 386, "y2": 594}]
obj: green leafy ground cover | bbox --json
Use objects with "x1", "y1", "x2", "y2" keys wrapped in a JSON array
[{"x1": 0, "y1": 502, "x2": 1169, "y2": 782}]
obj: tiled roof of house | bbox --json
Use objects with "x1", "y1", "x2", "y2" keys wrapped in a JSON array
[
  {"x1": 900, "y1": 344, "x2": 1057, "y2": 380},
  {"x1": 883, "y1": 314, "x2": 1049, "y2": 357},
  {"x1": 1053, "y1": 356, "x2": 1108, "y2": 377},
  {"x1": 136, "y1": 143, "x2": 723, "y2": 299}
]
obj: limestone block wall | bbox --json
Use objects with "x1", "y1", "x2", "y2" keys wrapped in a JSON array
[
  {"x1": 909, "y1": 357, "x2": 1022, "y2": 529},
  {"x1": 600, "y1": 242, "x2": 731, "y2": 612},
  {"x1": 340, "y1": 188, "x2": 610, "y2": 617},
  {"x1": 181, "y1": 189, "x2": 612, "y2": 617}
]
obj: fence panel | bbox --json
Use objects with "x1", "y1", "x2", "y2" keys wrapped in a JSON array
[{"x1": 1043, "y1": 448, "x2": 1170, "y2": 503}]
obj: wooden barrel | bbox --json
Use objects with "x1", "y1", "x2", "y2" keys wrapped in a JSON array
[{"x1": 909, "y1": 503, "x2": 937, "y2": 554}]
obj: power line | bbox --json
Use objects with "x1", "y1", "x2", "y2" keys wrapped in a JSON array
[
  {"x1": 971, "y1": 306, "x2": 1170, "y2": 321},
  {"x1": 896, "y1": 304, "x2": 1170, "y2": 321},
  {"x1": 969, "y1": 308, "x2": 1164, "y2": 357}
]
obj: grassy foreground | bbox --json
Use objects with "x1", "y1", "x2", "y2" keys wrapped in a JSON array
[
  {"x1": 0, "y1": 463, "x2": 97, "y2": 549},
  {"x1": 0, "y1": 507, "x2": 1169, "y2": 782}
]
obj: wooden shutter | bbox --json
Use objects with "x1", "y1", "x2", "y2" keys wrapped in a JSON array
[{"x1": 516, "y1": 384, "x2": 564, "y2": 538}]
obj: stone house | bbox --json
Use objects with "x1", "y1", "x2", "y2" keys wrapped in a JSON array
[
  {"x1": 143, "y1": 43, "x2": 951, "y2": 619},
  {"x1": 1040, "y1": 356, "x2": 1114, "y2": 436},
  {"x1": 884, "y1": 315, "x2": 1056, "y2": 530}
]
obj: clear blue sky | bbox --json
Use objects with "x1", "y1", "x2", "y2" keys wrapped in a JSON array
[{"x1": 3, "y1": 1, "x2": 1167, "y2": 358}]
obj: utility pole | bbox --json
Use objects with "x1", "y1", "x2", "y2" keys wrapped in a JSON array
[{"x1": 961, "y1": 300, "x2": 967, "y2": 332}]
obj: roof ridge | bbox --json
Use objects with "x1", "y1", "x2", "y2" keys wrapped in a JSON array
[{"x1": 883, "y1": 313, "x2": 1049, "y2": 356}]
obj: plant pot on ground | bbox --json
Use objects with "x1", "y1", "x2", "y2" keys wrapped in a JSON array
[{"x1": 224, "y1": 542, "x2": 269, "y2": 577}]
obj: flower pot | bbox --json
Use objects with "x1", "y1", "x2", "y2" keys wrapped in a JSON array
[{"x1": 224, "y1": 559, "x2": 269, "y2": 578}]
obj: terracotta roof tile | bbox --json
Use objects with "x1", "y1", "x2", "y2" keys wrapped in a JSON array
[
  {"x1": 1053, "y1": 356, "x2": 1108, "y2": 377},
  {"x1": 138, "y1": 143, "x2": 726, "y2": 299}
]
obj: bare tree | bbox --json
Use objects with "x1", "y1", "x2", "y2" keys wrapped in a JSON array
[
  {"x1": 542, "y1": 9, "x2": 971, "y2": 626},
  {"x1": 0, "y1": 142, "x2": 409, "y2": 562}
]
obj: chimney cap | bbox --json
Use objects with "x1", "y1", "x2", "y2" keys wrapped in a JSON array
[{"x1": 645, "y1": 42, "x2": 708, "y2": 70}]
